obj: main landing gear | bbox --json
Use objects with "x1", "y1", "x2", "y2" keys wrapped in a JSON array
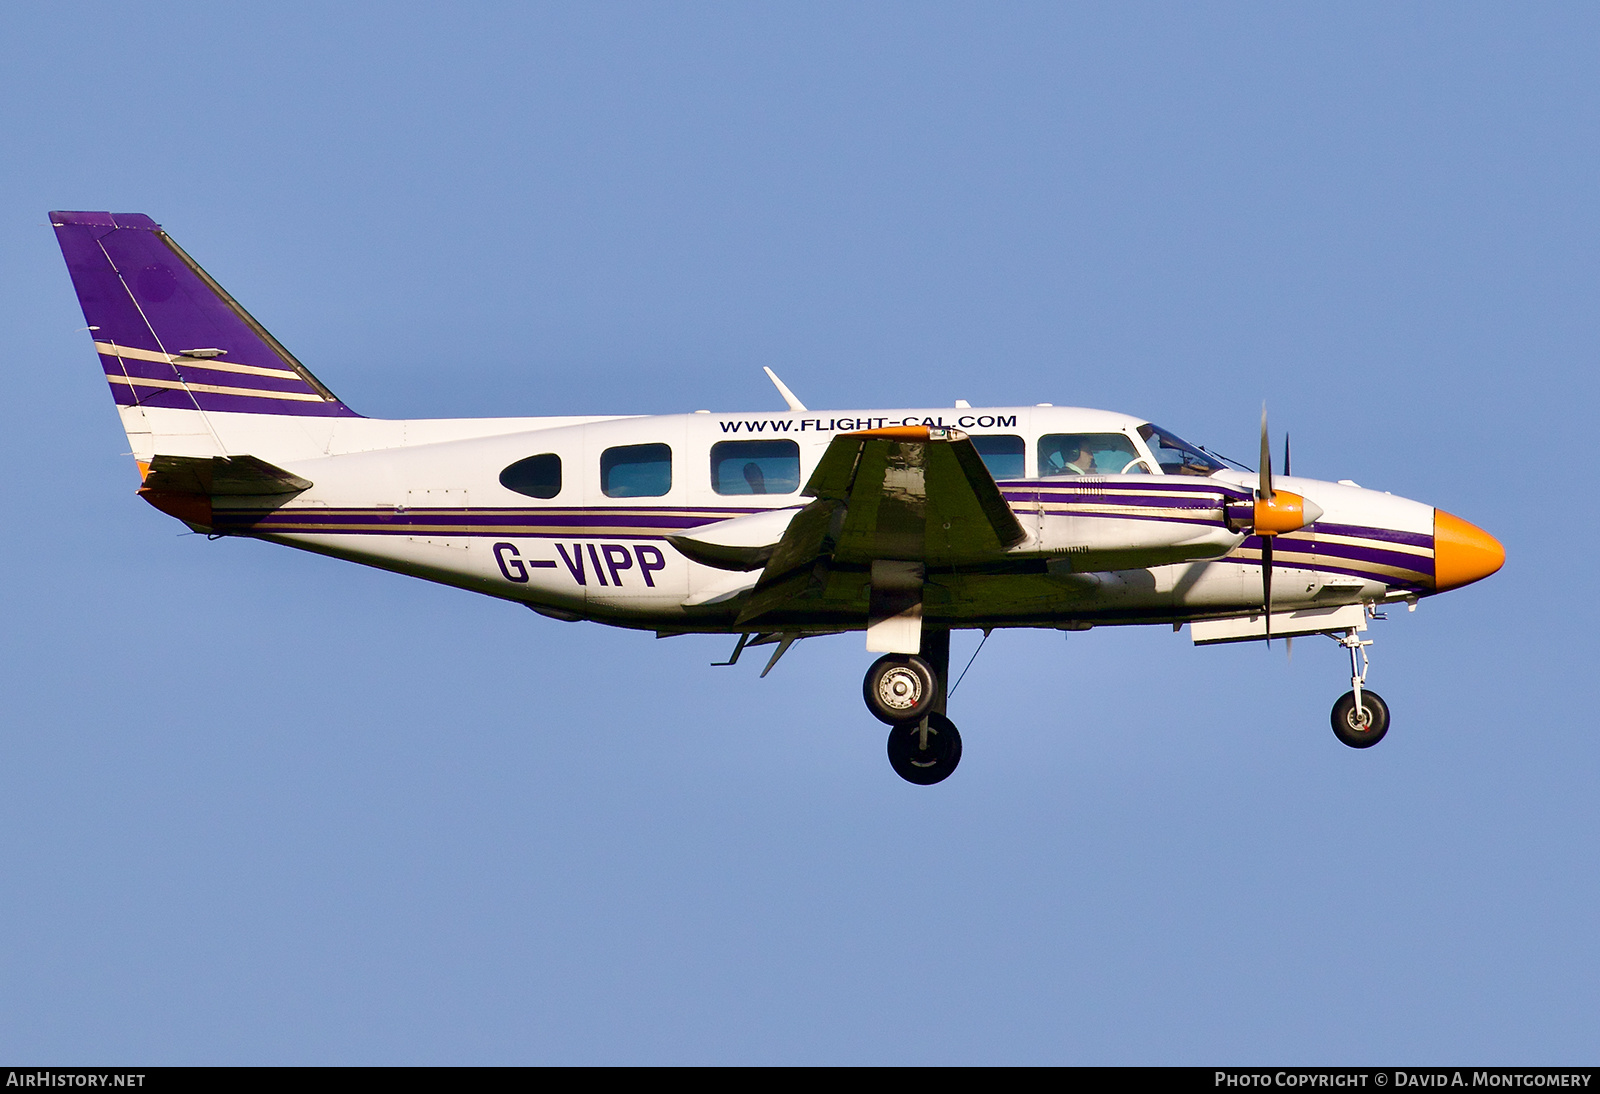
[
  {"x1": 887, "y1": 713, "x2": 963, "y2": 785},
  {"x1": 1329, "y1": 626, "x2": 1390, "y2": 748},
  {"x1": 864, "y1": 655, "x2": 937, "y2": 724},
  {"x1": 863, "y1": 629, "x2": 963, "y2": 785}
]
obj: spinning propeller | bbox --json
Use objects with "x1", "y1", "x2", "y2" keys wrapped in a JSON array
[{"x1": 1253, "y1": 405, "x2": 1322, "y2": 646}]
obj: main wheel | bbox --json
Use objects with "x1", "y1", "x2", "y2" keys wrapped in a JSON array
[
  {"x1": 887, "y1": 713, "x2": 963, "y2": 785},
  {"x1": 863, "y1": 654, "x2": 937, "y2": 725},
  {"x1": 1331, "y1": 690, "x2": 1390, "y2": 748}
]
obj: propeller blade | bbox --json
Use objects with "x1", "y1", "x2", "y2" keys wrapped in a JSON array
[
  {"x1": 1259, "y1": 403, "x2": 1273, "y2": 500},
  {"x1": 1262, "y1": 535, "x2": 1274, "y2": 647},
  {"x1": 1257, "y1": 403, "x2": 1287, "y2": 648},
  {"x1": 1286, "y1": 634, "x2": 1293, "y2": 663}
]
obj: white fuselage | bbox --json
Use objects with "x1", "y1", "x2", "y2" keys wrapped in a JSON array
[{"x1": 146, "y1": 401, "x2": 1434, "y2": 635}]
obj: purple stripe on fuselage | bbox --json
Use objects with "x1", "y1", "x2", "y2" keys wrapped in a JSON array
[
  {"x1": 1235, "y1": 555, "x2": 1430, "y2": 590},
  {"x1": 1032, "y1": 482, "x2": 1232, "y2": 493},
  {"x1": 214, "y1": 506, "x2": 765, "y2": 534},
  {"x1": 245, "y1": 506, "x2": 764, "y2": 518},
  {"x1": 1295, "y1": 540, "x2": 1434, "y2": 575},
  {"x1": 1238, "y1": 535, "x2": 1432, "y2": 577},
  {"x1": 1039, "y1": 494, "x2": 1227, "y2": 509},
  {"x1": 1000, "y1": 477, "x2": 1247, "y2": 491},
  {"x1": 1039, "y1": 510, "x2": 1226, "y2": 528},
  {"x1": 1307, "y1": 521, "x2": 1432, "y2": 549},
  {"x1": 231, "y1": 518, "x2": 714, "y2": 532},
  {"x1": 1004, "y1": 492, "x2": 1242, "y2": 509}
]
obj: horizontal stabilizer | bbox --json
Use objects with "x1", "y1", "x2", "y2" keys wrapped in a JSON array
[
  {"x1": 141, "y1": 454, "x2": 313, "y2": 497},
  {"x1": 137, "y1": 454, "x2": 312, "y2": 532}
]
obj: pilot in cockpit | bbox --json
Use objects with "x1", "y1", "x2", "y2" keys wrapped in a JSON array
[
  {"x1": 1054, "y1": 440, "x2": 1096, "y2": 474},
  {"x1": 1040, "y1": 432, "x2": 1150, "y2": 476}
]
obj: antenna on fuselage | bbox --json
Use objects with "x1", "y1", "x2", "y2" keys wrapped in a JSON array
[{"x1": 762, "y1": 366, "x2": 808, "y2": 413}]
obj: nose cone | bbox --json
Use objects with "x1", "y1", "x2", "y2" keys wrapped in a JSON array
[{"x1": 1433, "y1": 509, "x2": 1505, "y2": 591}]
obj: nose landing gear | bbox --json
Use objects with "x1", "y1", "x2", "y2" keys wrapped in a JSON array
[
  {"x1": 1332, "y1": 689, "x2": 1390, "y2": 747},
  {"x1": 865, "y1": 627, "x2": 963, "y2": 784},
  {"x1": 1329, "y1": 626, "x2": 1389, "y2": 748}
]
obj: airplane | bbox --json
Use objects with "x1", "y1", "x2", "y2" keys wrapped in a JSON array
[{"x1": 49, "y1": 210, "x2": 1506, "y2": 785}]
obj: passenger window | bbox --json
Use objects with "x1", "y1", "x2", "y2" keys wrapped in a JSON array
[
  {"x1": 1039, "y1": 433, "x2": 1148, "y2": 476},
  {"x1": 601, "y1": 443, "x2": 672, "y2": 498},
  {"x1": 499, "y1": 453, "x2": 562, "y2": 499},
  {"x1": 970, "y1": 435, "x2": 1025, "y2": 480},
  {"x1": 711, "y1": 439, "x2": 800, "y2": 495}
]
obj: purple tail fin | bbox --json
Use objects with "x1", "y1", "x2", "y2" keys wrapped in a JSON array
[{"x1": 50, "y1": 212, "x2": 359, "y2": 417}]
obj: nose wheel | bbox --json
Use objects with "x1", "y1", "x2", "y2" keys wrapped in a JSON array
[
  {"x1": 1331, "y1": 689, "x2": 1389, "y2": 747},
  {"x1": 1329, "y1": 626, "x2": 1391, "y2": 749}
]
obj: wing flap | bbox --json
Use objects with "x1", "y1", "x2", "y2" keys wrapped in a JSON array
[{"x1": 734, "y1": 498, "x2": 843, "y2": 624}]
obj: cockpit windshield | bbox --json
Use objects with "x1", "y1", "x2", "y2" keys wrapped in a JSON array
[{"x1": 1137, "y1": 424, "x2": 1226, "y2": 476}]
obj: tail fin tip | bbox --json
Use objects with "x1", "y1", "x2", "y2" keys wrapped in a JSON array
[{"x1": 50, "y1": 210, "x2": 161, "y2": 231}]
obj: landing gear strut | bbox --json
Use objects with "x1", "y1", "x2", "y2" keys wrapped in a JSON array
[
  {"x1": 1329, "y1": 626, "x2": 1389, "y2": 748},
  {"x1": 864, "y1": 627, "x2": 963, "y2": 784}
]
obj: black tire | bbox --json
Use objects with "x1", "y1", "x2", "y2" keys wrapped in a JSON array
[
  {"x1": 863, "y1": 654, "x2": 938, "y2": 726},
  {"x1": 887, "y1": 713, "x2": 963, "y2": 785},
  {"x1": 1330, "y1": 689, "x2": 1390, "y2": 748}
]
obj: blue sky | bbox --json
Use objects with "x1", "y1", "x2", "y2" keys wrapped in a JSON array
[{"x1": 1, "y1": 2, "x2": 1596, "y2": 1063}]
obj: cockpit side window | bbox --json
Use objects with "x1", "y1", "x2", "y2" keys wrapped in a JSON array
[
  {"x1": 1137, "y1": 424, "x2": 1225, "y2": 476},
  {"x1": 971, "y1": 434, "x2": 1025, "y2": 480},
  {"x1": 1038, "y1": 433, "x2": 1148, "y2": 476}
]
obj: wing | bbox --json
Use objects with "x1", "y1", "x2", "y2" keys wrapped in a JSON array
[
  {"x1": 737, "y1": 426, "x2": 1024, "y2": 623},
  {"x1": 805, "y1": 425, "x2": 1025, "y2": 562}
]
